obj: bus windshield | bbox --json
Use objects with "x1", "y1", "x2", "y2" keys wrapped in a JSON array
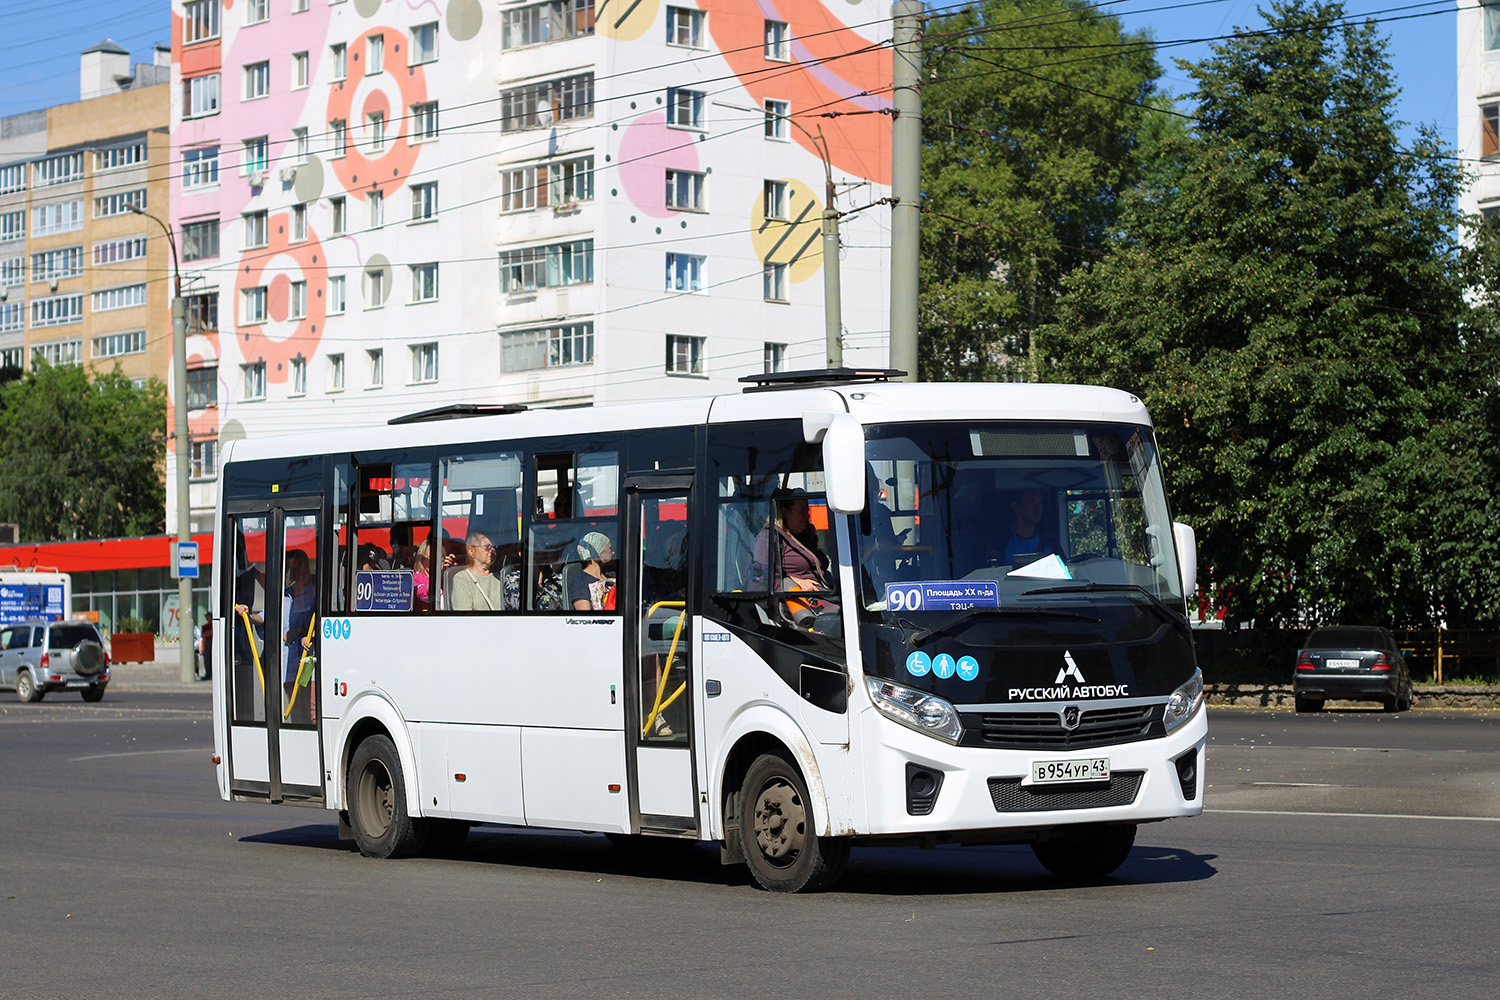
[{"x1": 854, "y1": 421, "x2": 1186, "y2": 643}]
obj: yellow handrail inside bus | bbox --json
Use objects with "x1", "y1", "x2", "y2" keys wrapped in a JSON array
[
  {"x1": 237, "y1": 606, "x2": 265, "y2": 693},
  {"x1": 282, "y1": 614, "x2": 317, "y2": 721},
  {"x1": 641, "y1": 600, "x2": 687, "y2": 738}
]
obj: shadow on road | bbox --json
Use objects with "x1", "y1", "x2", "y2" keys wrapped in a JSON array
[{"x1": 239, "y1": 823, "x2": 1218, "y2": 894}]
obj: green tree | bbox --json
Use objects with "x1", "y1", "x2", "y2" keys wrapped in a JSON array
[
  {"x1": 1040, "y1": 1, "x2": 1499, "y2": 627},
  {"x1": 918, "y1": 0, "x2": 1168, "y2": 381},
  {"x1": 0, "y1": 362, "x2": 167, "y2": 542}
]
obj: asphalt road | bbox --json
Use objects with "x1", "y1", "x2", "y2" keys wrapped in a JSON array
[{"x1": 2, "y1": 691, "x2": 1497, "y2": 1000}]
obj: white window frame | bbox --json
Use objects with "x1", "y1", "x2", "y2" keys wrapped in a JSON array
[
  {"x1": 290, "y1": 357, "x2": 307, "y2": 396},
  {"x1": 763, "y1": 179, "x2": 789, "y2": 221},
  {"x1": 290, "y1": 280, "x2": 307, "y2": 320},
  {"x1": 764, "y1": 342, "x2": 788, "y2": 373},
  {"x1": 243, "y1": 61, "x2": 271, "y2": 101},
  {"x1": 666, "y1": 334, "x2": 706, "y2": 376},
  {"x1": 291, "y1": 203, "x2": 308, "y2": 243},
  {"x1": 181, "y1": 219, "x2": 219, "y2": 262},
  {"x1": 0, "y1": 164, "x2": 25, "y2": 195},
  {"x1": 182, "y1": 146, "x2": 219, "y2": 189},
  {"x1": 366, "y1": 111, "x2": 386, "y2": 153},
  {"x1": 92, "y1": 330, "x2": 146, "y2": 359},
  {"x1": 665, "y1": 252, "x2": 705, "y2": 293},
  {"x1": 411, "y1": 182, "x2": 438, "y2": 222},
  {"x1": 328, "y1": 274, "x2": 347, "y2": 314},
  {"x1": 411, "y1": 101, "x2": 439, "y2": 142},
  {"x1": 184, "y1": 73, "x2": 221, "y2": 118},
  {"x1": 94, "y1": 142, "x2": 146, "y2": 173},
  {"x1": 242, "y1": 136, "x2": 269, "y2": 175},
  {"x1": 0, "y1": 209, "x2": 23, "y2": 243},
  {"x1": 245, "y1": 0, "x2": 269, "y2": 26},
  {"x1": 32, "y1": 338, "x2": 83, "y2": 366},
  {"x1": 241, "y1": 286, "x2": 268, "y2": 325},
  {"x1": 243, "y1": 211, "x2": 268, "y2": 249},
  {"x1": 665, "y1": 169, "x2": 706, "y2": 212},
  {"x1": 331, "y1": 43, "x2": 347, "y2": 81},
  {"x1": 31, "y1": 294, "x2": 84, "y2": 329},
  {"x1": 765, "y1": 100, "x2": 790, "y2": 140},
  {"x1": 190, "y1": 439, "x2": 217, "y2": 480},
  {"x1": 410, "y1": 341, "x2": 438, "y2": 383},
  {"x1": 31, "y1": 245, "x2": 83, "y2": 283},
  {"x1": 183, "y1": 0, "x2": 220, "y2": 44},
  {"x1": 330, "y1": 119, "x2": 348, "y2": 159},
  {"x1": 93, "y1": 189, "x2": 147, "y2": 219},
  {"x1": 499, "y1": 322, "x2": 594, "y2": 373},
  {"x1": 411, "y1": 22, "x2": 439, "y2": 64},
  {"x1": 33, "y1": 153, "x2": 83, "y2": 187},
  {"x1": 330, "y1": 196, "x2": 347, "y2": 235},
  {"x1": 410, "y1": 263, "x2": 439, "y2": 302},
  {"x1": 764, "y1": 19, "x2": 790, "y2": 61},
  {"x1": 0, "y1": 255, "x2": 23, "y2": 287},
  {"x1": 32, "y1": 200, "x2": 84, "y2": 236},
  {"x1": 292, "y1": 51, "x2": 310, "y2": 90},
  {"x1": 293, "y1": 127, "x2": 310, "y2": 164},
  {"x1": 667, "y1": 6, "x2": 705, "y2": 48},
  {"x1": 367, "y1": 347, "x2": 384, "y2": 388},
  {"x1": 368, "y1": 189, "x2": 385, "y2": 229},
  {"x1": 91, "y1": 284, "x2": 148, "y2": 313},
  {"x1": 763, "y1": 262, "x2": 788, "y2": 303},
  {"x1": 666, "y1": 88, "x2": 706, "y2": 130},
  {"x1": 365, "y1": 268, "x2": 386, "y2": 308},
  {"x1": 242, "y1": 361, "x2": 267, "y2": 401},
  {"x1": 367, "y1": 34, "x2": 385, "y2": 75},
  {"x1": 94, "y1": 235, "x2": 149, "y2": 267},
  {"x1": 328, "y1": 352, "x2": 346, "y2": 392}
]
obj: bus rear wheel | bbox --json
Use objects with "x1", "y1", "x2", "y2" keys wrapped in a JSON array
[
  {"x1": 347, "y1": 735, "x2": 426, "y2": 859},
  {"x1": 1031, "y1": 823, "x2": 1136, "y2": 879},
  {"x1": 738, "y1": 753, "x2": 849, "y2": 893}
]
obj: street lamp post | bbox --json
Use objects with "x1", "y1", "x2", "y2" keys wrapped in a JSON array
[{"x1": 129, "y1": 205, "x2": 194, "y2": 684}]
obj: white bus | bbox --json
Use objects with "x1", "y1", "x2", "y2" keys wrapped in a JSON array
[
  {"x1": 210, "y1": 371, "x2": 1206, "y2": 891},
  {"x1": 0, "y1": 567, "x2": 71, "y2": 626}
]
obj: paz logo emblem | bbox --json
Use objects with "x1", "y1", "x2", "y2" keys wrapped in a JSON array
[
  {"x1": 1055, "y1": 650, "x2": 1086, "y2": 685},
  {"x1": 1061, "y1": 705, "x2": 1081, "y2": 730}
]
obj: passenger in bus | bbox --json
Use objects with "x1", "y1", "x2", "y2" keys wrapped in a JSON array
[
  {"x1": 412, "y1": 539, "x2": 434, "y2": 612},
  {"x1": 357, "y1": 543, "x2": 387, "y2": 572},
  {"x1": 451, "y1": 531, "x2": 504, "y2": 611},
  {"x1": 569, "y1": 531, "x2": 616, "y2": 611},
  {"x1": 232, "y1": 535, "x2": 265, "y2": 669},
  {"x1": 999, "y1": 488, "x2": 1055, "y2": 568},
  {"x1": 390, "y1": 523, "x2": 419, "y2": 570},
  {"x1": 750, "y1": 490, "x2": 830, "y2": 592},
  {"x1": 282, "y1": 548, "x2": 317, "y2": 724}
]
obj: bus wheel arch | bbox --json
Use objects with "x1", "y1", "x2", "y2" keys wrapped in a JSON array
[
  {"x1": 717, "y1": 722, "x2": 829, "y2": 849},
  {"x1": 345, "y1": 732, "x2": 427, "y2": 858},
  {"x1": 336, "y1": 695, "x2": 423, "y2": 819},
  {"x1": 733, "y1": 748, "x2": 850, "y2": 892}
]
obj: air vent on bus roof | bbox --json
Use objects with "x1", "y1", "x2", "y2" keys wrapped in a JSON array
[
  {"x1": 739, "y1": 367, "x2": 907, "y2": 392},
  {"x1": 388, "y1": 403, "x2": 528, "y2": 425}
]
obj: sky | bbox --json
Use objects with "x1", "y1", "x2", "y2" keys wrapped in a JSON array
[{"x1": 0, "y1": 0, "x2": 1459, "y2": 147}]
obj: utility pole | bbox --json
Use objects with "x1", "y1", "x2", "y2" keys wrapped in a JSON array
[
  {"x1": 890, "y1": 0, "x2": 924, "y2": 382},
  {"x1": 823, "y1": 177, "x2": 844, "y2": 369}
]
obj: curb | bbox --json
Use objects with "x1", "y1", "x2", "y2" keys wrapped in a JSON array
[{"x1": 1207, "y1": 684, "x2": 1500, "y2": 710}]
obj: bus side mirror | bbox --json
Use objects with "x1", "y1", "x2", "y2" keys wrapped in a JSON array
[
  {"x1": 1173, "y1": 522, "x2": 1197, "y2": 596},
  {"x1": 805, "y1": 412, "x2": 866, "y2": 515}
]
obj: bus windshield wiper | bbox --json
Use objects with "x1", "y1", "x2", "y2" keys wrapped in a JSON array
[
  {"x1": 1021, "y1": 582, "x2": 1188, "y2": 630},
  {"x1": 911, "y1": 606, "x2": 1100, "y2": 647}
]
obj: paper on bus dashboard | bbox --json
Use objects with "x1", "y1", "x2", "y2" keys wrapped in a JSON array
[
  {"x1": 884, "y1": 581, "x2": 1000, "y2": 612},
  {"x1": 1006, "y1": 553, "x2": 1073, "y2": 580}
]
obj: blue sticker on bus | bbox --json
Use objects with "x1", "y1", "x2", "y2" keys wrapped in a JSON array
[
  {"x1": 956, "y1": 656, "x2": 979, "y2": 681},
  {"x1": 933, "y1": 653, "x2": 957, "y2": 679},
  {"x1": 905, "y1": 651, "x2": 931, "y2": 677},
  {"x1": 354, "y1": 571, "x2": 413, "y2": 612},
  {"x1": 884, "y1": 581, "x2": 1000, "y2": 613}
]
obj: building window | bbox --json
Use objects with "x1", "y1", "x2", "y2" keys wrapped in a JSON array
[
  {"x1": 92, "y1": 330, "x2": 146, "y2": 358},
  {"x1": 241, "y1": 287, "x2": 268, "y2": 325},
  {"x1": 329, "y1": 118, "x2": 347, "y2": 158},
  {"x1": 244, "y1": 61, "x2": 270, "y2": 101},
  {"x1": 31, "y1": 293, "x2": 85, "y2": 328},
  {"x1": 32, "y1": 200, "x2": 84, "y2": 236},
  {"x1": 0, "y1": 210, "x2": 23, "y2": 243},
  {"x1": 292, "y1": 203, "x2": 308, "y2": 243},
  {"x1": 502, "y1": 0, "x2": 595, "y2": 48},
  {"x1": 0, "y1": 345, "x2": 22, "y2": 368},
  {"x1": 0, "y1": 164, "x2": 25, "y2": 195},
  {"x1": 499, "y1": 322, "x2": 594, "y2": 372},
  {"x1": 32, "y1": 339, "x2": 83, "y2": 366},
  {"x1": 331, "y1": 196, "x2": 347, "y2": 234},
  {"x1": 186, "y1": 292, "x2": 218, "y2": 333},
  {"x1": 0, "y1": 304, "x2": 23, "y2": 334},
  {"x1": 0, "y1": 255, "x2": 23, "y2": 287},
  {"x1": 764, "y1": 19, "x2": 789, "y2": 61},
  {"x1": 293, "y1": 0, "x2": 309, "y2": 12},
  {"x1": 31, "y1": 246, "x2": 83, "y2": 283},
  {"x1": 94, "y1": 143, "x2": 146, "y2": 172},
  {"x1": 411, "y1": 101, "x2": 439, "y2": 142},
  {"x1": 1486, "y1": 104, "x2": 1499, "y2": 160},
  {"x1": 410, "y1": 263, "x2": 439, "y2": 302},
  {"x1": 412, "y1": 22, "x2": 439, "y2": 63},
  {"x1": 93, "y1": 236, "x2": 147, "y2": 266},
  {"x1": 366, "y1": 111, "x2": 386, "y2": 153},
  {"x1": 191, "y1": 439, "x2": 217, "y2": 479},
  {"x1": 1487, "y1": 2, "x2": 1500, "y2": 51},
  {"x1": 365, "y1": 268, "x2": 386, "y2": 307},
  {"x1": 92, "y1": 284, "x2": 147, "y2": 312},
  {"x1": 289, "y1": 280, "x2": 307, "y2": 319},
  {"x1": 497, "y1": 239, "x2": 595, "y2": 293},
  {"x1": 500, "y1": 156, "x2": 593, "y2": 212},
  {"x1": 186, "y1": 366, "x2": 218, "y2": 408},
  {"x1": 367, "y1": 34, "x2": 385, "y2": 74},
  {"x1": 93, "y1": 189, "x2": 146, "y2": 219},
  {"x1": 328, "y1": 275, "x2": 346, "y2": 314},
  {"x1": 328, "y1": 353, "x2": 345, "y2": 391},
  {"x1": 242, "y1": 361, "x2": 267, "y2": 401},
  {"x1": 666, "y1": 334, "x2": 705, "y2": 376},
  {"x1": 331, "y1": 43, "x2": 347, "y2": 81},
  {"x1": 367, "y1": 348, "x2": 384, "y2": 388},
  {"x1": 368, "y1": 190, "x2": 384, "y2": 229},
  {"x1": 411, "y1": 182, "x2": 438, "y2": 222},
  {"x1": 764, "y1": 342, "x2": 787, "y2": 373},
  {"x1": 292, "y1": 51, "x2": 310, "y2": 89},
  {"x1": 184, "y1": 73, "x2": 221, "y2": 118},
  {"x1": 665, "y1": 169, "x2": 705, "y2": 212},
  {"x1": 243, "y1": 211, "x2": 268, "y2": 249},
  {"x1": 666, "y1": 88, "x2": 705, "y2": 130},
  {"x1": 763, "y1": 180, "x2": 789, "y2": 221},
  {"x1": 182, "y1": 220, "x2": 220, "y2": 261},
  {"x1": 183, "y1": 0, "x2": 220, "y2": 43},
  {"x1": 293, "y1": 127, "x2": 310, "y2": 164},
  {"x1": 290, "y1": 357, "x2": 307, "y2": 395},
  {"x1": 245, "y1": 0, "x2": 269, "y2": 24},
  {"x1": 242, "y1": 136, "x2": 269, "y2": 175},
  {"x1": 667, "y1": 6, "x2": 705, "y2": 47},
  {"x1": 666, "y1": 253, "x2": 705, "y2": 293},
  {"x1": 410, "y1": 342, "x2": 438, "y2": 383},
  {"x1": 34, "y1": 153, "x2": 83, "y2": 187},
  {"x1": 500, "y1": 73, "x2": 594, "y2": 130},
  {"x1": 763, "y1": 262, "x2": 788, "y2": 302},
  {"x1": 182, "y1": 146, "x2": 219, "y2": 189}
]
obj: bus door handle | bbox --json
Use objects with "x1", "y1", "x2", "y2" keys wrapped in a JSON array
[{"x1": 705, "y1": 679, "x2": 721, "y2": 697}]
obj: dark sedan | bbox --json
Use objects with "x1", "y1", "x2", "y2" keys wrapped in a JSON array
[{"x1": 1293, "y1": 626, "x2": 1413, "y2": 713}]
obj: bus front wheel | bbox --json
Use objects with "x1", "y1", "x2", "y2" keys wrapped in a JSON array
[
  {"x1": 738, "y1": 753, "x2": 849, "y2": 893},
  {"x1": 1031, "y1": 823, "x2": 1136, "y2": 879},
  {"x1": 347, "y1": 735, "x2": 426, "y2": 859}
]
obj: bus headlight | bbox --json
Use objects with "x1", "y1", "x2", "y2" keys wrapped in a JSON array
[
  {"x1": 864, "y1": 677, "x2": 963, "y2": 744},
  {"x1": 1163, "y1": 668, "x2": 1204, "y2": 732}
]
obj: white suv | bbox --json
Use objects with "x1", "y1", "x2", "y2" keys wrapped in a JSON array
[{"x1": 0, "y1": 620, "x2": 111, "y2": 702}]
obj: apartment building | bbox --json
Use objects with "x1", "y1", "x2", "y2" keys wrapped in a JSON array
[
  {"x1": 0, "y1": 41, "x2": 172, "y2": 386},
  {"x1": 169, "y1": 0, "x2": 894, "y2": 533}
]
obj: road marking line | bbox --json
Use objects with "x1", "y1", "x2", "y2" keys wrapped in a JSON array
[
  {"x1": 1208, "y1": 808, "x2": 1500, "y2": 823},
  {"x1": 70, "y1": 748, "x2": 210, "y2": 761}
]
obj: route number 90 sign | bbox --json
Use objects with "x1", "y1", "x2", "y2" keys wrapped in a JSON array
[{"x1": 884, "y1": 581, "x2": 1001, "y2": 612}]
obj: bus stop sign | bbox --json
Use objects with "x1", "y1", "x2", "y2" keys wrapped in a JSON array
[{"x1": 173, "y1": 541, "x2": 200, "y2": 580}]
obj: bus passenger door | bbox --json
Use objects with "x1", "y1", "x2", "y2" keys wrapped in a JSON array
[
  {"x1": 225, "y1": 504, "x2": 325, "y2": 804},
  {"x1": 626, "y1": 479, "x2": 698, "y2": 835}
]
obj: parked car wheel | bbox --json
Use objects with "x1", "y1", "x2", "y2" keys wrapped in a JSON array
[
  {"x1": 81, "y1": 687, "x2": 105, "y2": 703},
  {"x1": 15, "y1": 670, "x2": 42, "y2": 703}
]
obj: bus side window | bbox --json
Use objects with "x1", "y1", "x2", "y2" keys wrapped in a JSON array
[
  {"x1": 528, "y1": 450, "x2": 619, "y2": 612},
  {"x1": 439, "y1": 450, "x2": 523, "y2": 612}
]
